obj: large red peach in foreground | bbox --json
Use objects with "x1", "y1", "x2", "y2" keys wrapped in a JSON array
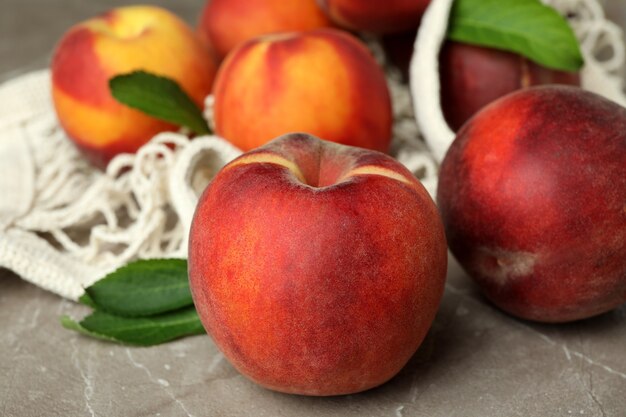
[
  {"x1": 437, "y1": 86, "x2": 626, "y2": 323},
  {"x1": 440, "y1": 41, "x2": 580, "y2": 131},
  {"x1": 212, "y1": 28, "x2": 392, "y2": 153},
  {"x1": 318, "y1": 0, "x2": 430, "y2": 34},
  {"x1": 189, "y1": 133, "x2": 447, "y2": 395},
  {"x1": 198, "y1": 0, "x2": 333, "y2": 61},
  {"x1": 51, "y1": 6, "x2": 217, "y2": 168}
]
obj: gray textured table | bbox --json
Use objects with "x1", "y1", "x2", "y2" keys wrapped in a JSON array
[{"x1": 1, "y1": 1, "x2": 625, "y2": 416}]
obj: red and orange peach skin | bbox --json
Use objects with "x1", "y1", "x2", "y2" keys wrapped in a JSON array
[
  {"x1": 51, "y1": 6, "x2": 217, "y2": 168},
  {"x1": 197, "y1": 0, "x2": 333, "y2": 62},
  {"x1": 189, "y1": 133, "x2": 447, "y2": 395},
  {"x1": 212, "y1": 28, "x2": 393, "y2": 153}
]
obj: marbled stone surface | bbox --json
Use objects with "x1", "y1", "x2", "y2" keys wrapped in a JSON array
[
  {"x1": 2, "y1": 258, "x2": 625, "y2": 417},
  {"x1": 1, "y1": 1, "x2": 625, "y2": 416}
]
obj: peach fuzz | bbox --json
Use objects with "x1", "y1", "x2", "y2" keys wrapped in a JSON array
[
  {"x1": 197, "y1": 0, "x2": 333, "y2": 62},
  {"x1": 318, "y1": 0, "x2": 430, "y2": 34},
  {"x1": 51, "y1": 6, "x2": 217, "y2": 168},
  {"x1": 212, "y1": 28, "x2": 392, "y2": 153},
  {"x1": 188, "y1": 133, "x2": 447, "y2": 395},
  {"x1": 437, "y1": 86, "x2": 626, "y2": 323}
]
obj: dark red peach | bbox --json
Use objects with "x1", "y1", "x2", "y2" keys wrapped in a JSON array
[{"x1": 437, "y1": 86, "x2": 626, "y2": 323}]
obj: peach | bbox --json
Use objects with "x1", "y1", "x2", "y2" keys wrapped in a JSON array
[
  {"x1": 318, "y1": 0, "x2": 430, "y2": 34},
  {"x1": 440, "y1": 41, "x2": 580, "y2": 131},
  {"x1": 212, "y1": 28, "x2": 392, "y2": 153},
  {"x1": 188, "y1": 133, "x2": 447, "y2": 395},
  {"x1": 51, "y1": 6, "x2": 217, "y2": 168},
  {"x1": 197, "y1": 0, "x2": 333, "y2": 62},
  {"x1": 437, "y1": 86, "x2": 626, "y2": 323}
]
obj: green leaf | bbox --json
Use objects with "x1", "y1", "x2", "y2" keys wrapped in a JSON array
[
  {"x1": 109, "y1": 70, "x2": 211, "y2": 135},
  {"x1": 61, "y1": 315, "x2": 120, "y2": 344},
  {"x1": 84, "y1": 259, "x2": 192, "y2": 317},
  {"x1": 78, "y1": 292, "x2": 97, "y2": 308},
  {"x1": 447, "y1": 0, "x2": 584, "y2": 71},
  {"x1": 61, "y1": 306, "x2": 205, "y2": 346}
]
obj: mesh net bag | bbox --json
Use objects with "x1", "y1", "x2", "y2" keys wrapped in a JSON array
[{"x1": 0, "y1": 0, "x2": 623, "y2": 300}]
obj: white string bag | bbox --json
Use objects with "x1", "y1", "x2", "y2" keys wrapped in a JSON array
[
  {"x1": 0, "y1": 0, "x2": 623, "y2": 300},
  {"x1": 0, "y1": 67, "x2": 431, "y2": 300},
  {"x1": 412, "y1": 0, "x2": 626, "y2": 162}
]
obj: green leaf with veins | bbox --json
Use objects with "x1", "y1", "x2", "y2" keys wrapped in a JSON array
[
  {"x1": 109, "y1": 71, "x2": 211, "y2": 135},
  {"x1": 83, "y1": 259, "x2": 192, "y2": 317},
  {"x1": 448, "y1": 0, "x2": 584, "y2": 71},
  {"x1": 61, "y1": 306, "x2": 205, "y2": 346}
]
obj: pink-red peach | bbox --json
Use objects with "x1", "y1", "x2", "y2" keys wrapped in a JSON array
[
  {"x1": 437, "y1": 86, "x2": 626, "y2": 323},
  {"x1": 51, "y1": 6, "x2": 217, "y2": 168},
  {"x1": 440, "y1": 41, "x2": 580, "y2": 131},
  {"x1": 189, "y1": 133, "x2": 447, "y2": 395},
  {"x1": 212, "y1": 28, "x2": 392, "y2": 153},
  {"x1": 197, "y1": 0, "x2": 333, "y2": 62}
]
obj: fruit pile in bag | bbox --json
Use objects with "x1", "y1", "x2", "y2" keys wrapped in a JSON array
[{"x1": 0, "y1": 0, "x2": 623, "y2": 397}]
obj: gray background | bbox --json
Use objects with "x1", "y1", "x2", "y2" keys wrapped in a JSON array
[{"x1": 1, "y1": 1, "x2": 625, "y2": 416}]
